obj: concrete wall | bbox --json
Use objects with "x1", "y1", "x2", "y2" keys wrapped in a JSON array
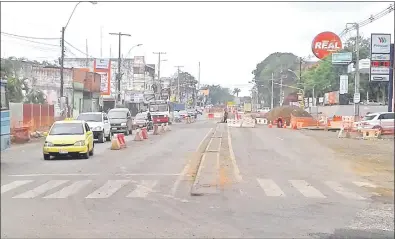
[
  {"x1": 307, "y1": 105, "x2": 388, "y2": 117},
  {"x1": 73, "y1": 91, "x2": 83, "y2": 117}
]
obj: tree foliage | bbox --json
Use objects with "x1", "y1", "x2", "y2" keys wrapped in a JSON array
[
  {"x1": 201, "y1": 84, "x2": 234, "y2": 105},
  {"x1": 233, "y1": 88, "x2": 241, "y2": 97}
]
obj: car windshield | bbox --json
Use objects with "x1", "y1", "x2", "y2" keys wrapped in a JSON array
[
  {"x1": 363, "y1": 115, "x2": 377, "y2": 121},
  {"x1": 49, "y1": 123, "x2": 84, "y2": 135},
  {"x1": 108, "y1": 111, "x2": 127, "y2": 119},
  {"x1": 135, "y1": 113, "x2": 146, "y2": 120},
  {"x1": 150, "y1": 104, "x2": 168, "y2": 112},
  {"x1": 77, "y1": 113, "x2": 102, "y2": 122}
]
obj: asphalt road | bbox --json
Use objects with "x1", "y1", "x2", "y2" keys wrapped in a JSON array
[{"x1": 1, "y1": 117, "x2": 394, "y2": 238}]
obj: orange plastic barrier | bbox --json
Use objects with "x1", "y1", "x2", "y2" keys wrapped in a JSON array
[
  {"x1": 208, "y1": 113, "x2": 214, "y2": 119},
  {"x1": 290, "y1": 114, "x2": 318, "y2": 129},
  {"x1": 141, "y1": 127, "x2": 148, "y2": 139},
  {"x1": 117, "y1": 133, "x2": 126, "y2": 148}
]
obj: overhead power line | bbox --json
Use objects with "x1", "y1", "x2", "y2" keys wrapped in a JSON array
[
  {"x1": 339, "y1": 4, "x2": 394, "y2": 37},
  {"x1": 1, "y1": 33, "x2": 60, "y2": 47},
  {"x1": 64, "y1": 40, "x2": 94, "y2": 58},
  {"x1": 0, "y1": 31, "x2": 59, "y2": 40}
]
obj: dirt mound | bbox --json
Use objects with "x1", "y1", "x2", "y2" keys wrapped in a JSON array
[{"x1": 265, "y1": 106, "x2": 312, "y2": 125}]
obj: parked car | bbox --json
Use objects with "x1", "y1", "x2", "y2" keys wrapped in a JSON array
[
  {"x1": 42, "y1": 119, "x2": 94, "y2": 160},
  {"x1": 357, "y1": 112, "x2": 394, "y2": 134},
  {"x1": 133, "y1": 112, "x2": 148, "y2": 129},
  {"x1": 77, "y1": 112, "x2": 111, "y2": 143},
  {"x1": 108, "y1": 108, "x2": 133, "y2": 135}
]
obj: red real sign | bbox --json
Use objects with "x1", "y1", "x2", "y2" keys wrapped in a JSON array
[{"x1": 311, "y1": 32, "x2": 343, "y2": 59}]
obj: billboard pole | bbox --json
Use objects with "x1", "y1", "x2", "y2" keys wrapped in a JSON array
[
  {"x1": 354, "y1": 23, "x2": 360, "y2": 120},
  {"x1": 389, "y1": 44, "x2": 394, "y2": 112}
]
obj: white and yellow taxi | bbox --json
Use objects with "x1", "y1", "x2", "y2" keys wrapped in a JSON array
[{"x1": 43, "y1": 119, "x2": 94, "y2": 160}]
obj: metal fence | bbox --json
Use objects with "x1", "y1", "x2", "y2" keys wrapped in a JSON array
[{"x1": 10, "y1": 103, "x2": 55, "y2": 132}]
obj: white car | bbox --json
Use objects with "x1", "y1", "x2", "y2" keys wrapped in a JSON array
[
  {"x1": 357, "y1": 112, "x2": 394, "y2": 134},
  {"x1": 77, "y1": 112, "x2": 111, "y2": 143}
]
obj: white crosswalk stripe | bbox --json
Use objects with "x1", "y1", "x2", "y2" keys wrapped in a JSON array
[
  {"x1": 127, "y1": 180, "x2": 158, "y2": 198},
  {"x1": 85, "y1": 180, "x2": 130, "y2": 199},
  {"x1": 352, "y1": 181, "x2": 377, "y2": 188},
  {"x1": 1, "y1": 180, "x2": 33, "y2": 194},
  {"x1": 44, "y1": 180, "x2": 92, "y2": 199},
  {"x1": 289, "y1": 180, "x2": 326, "y2": 198},
  {"x1": 257, "y1": 178, "x2": 285, "y2": 197},
  {"x1": 13, "y1": 180, "x2": 69, "y2": 199},
  {"x1": 325, "y1": 181, "x2": 366, "y2": 200}
]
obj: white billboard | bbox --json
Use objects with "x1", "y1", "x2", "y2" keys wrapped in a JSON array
[
  {"x1": 371, "y1": 34, "x2": 391, "y2": 54},
  {"x1": 339, "y1": 75, "x2": 348, "y2": 94},
  {"x1": 95, "y1": 59, "x2": 110, "y2": 69},
  {"x1": 370, "y1": 33, "x2": 391, "y2": 82}
]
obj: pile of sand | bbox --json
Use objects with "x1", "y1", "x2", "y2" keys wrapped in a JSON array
[{"x1": 265, "y1": 106, "x2": 312, "y2": 125}]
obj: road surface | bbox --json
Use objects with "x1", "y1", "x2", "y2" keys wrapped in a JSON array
[{"x1": 1, "y1": 117, "x2": 393, "y2": 238}]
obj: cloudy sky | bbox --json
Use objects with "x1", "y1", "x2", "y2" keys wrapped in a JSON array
[{"x1": 1, "y1": 0, "x2": 394, "y2": 96}]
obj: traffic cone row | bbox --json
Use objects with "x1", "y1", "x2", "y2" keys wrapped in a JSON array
[{"x1": 111, "y1": 133, "x2": 126, "y2": 150}]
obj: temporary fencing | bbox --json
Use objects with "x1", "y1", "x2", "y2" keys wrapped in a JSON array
[
  {"x1": 256, "y1": 118, "x2": 268, "y2": 125},
  {"x1": 241, "y1": 117, "x2": 256, "y2": 128}
]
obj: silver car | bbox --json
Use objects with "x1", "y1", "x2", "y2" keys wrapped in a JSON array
[{"x1": 357, "y1": 112, "x2": 394, "y2": 134}]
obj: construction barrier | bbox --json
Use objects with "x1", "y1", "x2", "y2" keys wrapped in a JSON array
[
  {"x1": 141, "y1": 127, "x2": 148, "y2": 139},
  {"x1": 227, "y1": 119, "x2": 242, "y2": 128},
  {"x1": 241, "y1": 117, "x2": 256, "y2": 128},
  {"x1": 256, "y1": 118, "x2": 268, "y2": 125},
  {"x1": 117, "y1": 133, "x2": 126, "y2": 148},
  {"x1": 214, "y1": 113, "x2": 222, "y2": 119}
]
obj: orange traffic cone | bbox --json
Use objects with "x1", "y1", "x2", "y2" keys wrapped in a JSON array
[
  {"x1": 141, "y1": 127, "x2": 148, "y2": 139},
  {"x1": 134, "y1": 129, "x2": 143, "y2": 141},
  {"x1": 268, "y1": 121, "x2": 273, "y2": 128},
  {"x1": 283, "y1": 121, "x2": 287, "y2": 128}
]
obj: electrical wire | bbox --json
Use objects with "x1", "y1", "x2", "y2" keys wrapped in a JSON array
[
  {"x1": 0, "y1": 31, "x2": 59, "y2": 40},
  {"x1": 64, "y1": 40, "x2": 94, "y2": 58},
  {"x1": 1, "y1": 38, "x2": 59, "y2": 53},
  {"x1": 1, "y1": 33, "x2": 60, "y2": 47}
]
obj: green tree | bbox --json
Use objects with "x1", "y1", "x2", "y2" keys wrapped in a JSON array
[
  {"x1": 252, "y1": 52, "x2": 300, "y2": 107},
  {"x1": 233, "y1": 88, "x2": 241, "y2": 97},
  {"x1": 204, "y1": 84, "x2": 233, "y2": 105},
  {"x1": 6, "y1": 77, "x2": 25, "y2": 103}
]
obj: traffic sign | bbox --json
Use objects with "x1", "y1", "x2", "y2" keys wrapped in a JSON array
[{"x1": 353, "y1": 93, "x2": 360, "y2": 103}]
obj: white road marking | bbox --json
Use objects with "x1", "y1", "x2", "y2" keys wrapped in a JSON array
[
  {"x1": 257, "y1": 178, "x2": 285, "y2": 197},
  {"x1": 227, "y1": 125, "x2": 242, "y2": 182},
  {"x1": 13, "y1": 180, "x2": 69, "y2": 198},
  {"x1": 353, "y1": 181, "x2": 377, "y2": 188},
  {"x1": 325, "y1": 181, "x2": 366, "y2": 200},
  {"x1": 276, "y1": 137, "x2": 284, "y2": 140},
  {"x1": 85, "y1": 180, "x2": 130, "y2": 199},
  {"x1": 8, "y1": 173, "x2": 99, "y2": 177},
  {"x1": 127, "y1": 180, "x2": 158, "y2": 198},
  {"x1": 290, "y1": 180, "x2": 326, "y2": 198},
  {"x1": 1, "y1": 180, "x2": 33, "y2": 194},
  {"x1": 205, "y1": 138, "x2": 214, "y2": 151},
  {"x1": 44, "y1": 180, "x2": 92, "y2": 198}
]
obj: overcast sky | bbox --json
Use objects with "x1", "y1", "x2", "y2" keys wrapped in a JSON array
[{"x1": 1, "y1": 1, "x2": 394, "y2": 96}]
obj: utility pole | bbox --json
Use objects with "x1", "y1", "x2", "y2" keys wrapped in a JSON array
[
  {"x1": 280, "y1": 75, "x2": 283, "y2": 106},
  {"x1": 100, "y1": 26, "x2": 103, "y2": 58},
  {"x1": 175, "y1": 66, "x2": 184, "y2": 102},
  {"x1": 109, "y1": 32, "x2": 131, "y2": 102},
  {"x1": 153, "y1": 52, "x2": 166, "y2": 100},
  {"x1": 355, "y1": 23, "x2": 360, "y2": 120},
  {"x1": 85, "y1": 39, "x2": 89, "y2": 67},
  {"x1": 60, "y1": 27, "x2": 65, "y2": 97},
  {"x1": 271, "y1": 72, "x2": 274, "y2": 109},
  {"x1": 198, "y1": 62, "x2": 201, "y2": 90}
]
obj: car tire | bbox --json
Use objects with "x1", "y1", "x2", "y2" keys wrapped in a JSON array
[
  {"x1": 89, "y1": 144, "x2": 94, "y2": 156},
  {"x1": 83, "y1": 147, "x2": 90, "y2": 159},
  {"x1": 98, "y1": 131, "x2": 105, "y2": 143},
  {"x1": 129, "y1": 128, "x2": 133, "y2": 134},
  {"x1": 106, "y1": 132, "x2": 112, "y2": 141},
  {"x1": 43, "y1": 154, "x2": 50, "y2": 160}
]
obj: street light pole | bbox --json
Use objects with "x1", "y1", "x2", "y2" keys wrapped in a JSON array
[
  {"x1": 175, "y1": 66, "x2": 184, "y2": 102},
  {"x1": 109, "y1": 32, "x2": 131, "y2": 102},
  {"x1": 153, "y1": 52, "x2": 166, "y2": 99},
  {"x1": 60, "y1": 1, "x2": 96, "y2": 98},
  {"x1": 271, "y1": 72, "x2": 274, "y2": 109}
]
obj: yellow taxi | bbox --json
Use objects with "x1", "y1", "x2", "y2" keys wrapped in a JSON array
[{"x1": 43, "y1": 119, "x2": 94, "y2": 160}]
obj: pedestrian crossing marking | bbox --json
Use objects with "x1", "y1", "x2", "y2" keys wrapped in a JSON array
[
  {"x1": 44, "y1": 180, "x2": 92, "y2": 199},
  {"x1": 85, "y1": 180, "x2": 130, "y2": 199},
  {"x1": 325, "y1": 181, "x2": 365, "y2": 200},
  {"x1": 353, "y1": 181, "x2": 377, "y2": 188},
  {"x1": 1, "y1": 180, "x2": 33, "y2": 194},
  {"x1": 13, "y1": 180, "x2": 69, "y2": 199},
  {"x1": 127, "y1": 180, "x2": 158, "y2": 198},
  {"x1": 257, "y1": 178, "x2": 285, "y2": 197},
  {"x1": 289, "y1": 180, "x2": 326, "y2": 198}
]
